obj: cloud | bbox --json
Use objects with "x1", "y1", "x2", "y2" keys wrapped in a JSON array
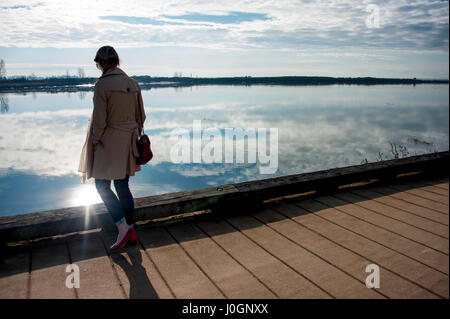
[
  {"x1": 162, "y1": 11, "x2": 271, "y2": 24},
  {"x1": 99, "y1": 15, "x2": 192, "y2": 26},
  {"x1": 0, "y1": 2, "x2": 43, "y2": 10},
  {"x1": 0, "y1": 0, "x2": 448, "y2": 52}
]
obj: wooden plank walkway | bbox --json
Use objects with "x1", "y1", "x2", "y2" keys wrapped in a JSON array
[{"x1": 0, "y1": 175, "x2": 448, "y2": 299}]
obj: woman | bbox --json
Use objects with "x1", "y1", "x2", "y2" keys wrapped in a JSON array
[{"x1": 78, "y1": 45, "x2": 146, "y2": 251}]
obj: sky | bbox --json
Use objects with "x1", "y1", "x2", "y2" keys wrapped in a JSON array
[{"x1": 0, "y1": 0, "x2": 448, "y2": 79}]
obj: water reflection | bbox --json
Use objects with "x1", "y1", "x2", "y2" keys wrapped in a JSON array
[
  {"x1": 70, "y1": 184, "x2": 102, "y2": 207},
  {"x1": 0, "y1": 108, "x2": 91, "y2": 176},
  {"x1": 78, "y1": 91, "x2": 86, "y2": 100},
  {"x1": 0, "y1": 94, "x2": 8, "y2": 113},
  {"x1": 0, "y1": 85, "x2": 448, "y2": 216}
]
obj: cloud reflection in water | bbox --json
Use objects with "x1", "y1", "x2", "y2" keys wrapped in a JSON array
[{"x1": 0, "y1": 85, "x2": 448, "y2": 215}]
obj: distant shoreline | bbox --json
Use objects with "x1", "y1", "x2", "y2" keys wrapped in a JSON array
[{"x1": 0, "y1": 75, "x2": 448, "y2": 93}]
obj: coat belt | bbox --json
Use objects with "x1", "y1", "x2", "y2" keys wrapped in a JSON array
[{"x1": 107, "y1": 121, "x2": 140, "y2": 158}]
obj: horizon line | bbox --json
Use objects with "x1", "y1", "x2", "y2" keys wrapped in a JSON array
[{"x1": 1, "y1": 74, "x2": 449, "y2": 82}]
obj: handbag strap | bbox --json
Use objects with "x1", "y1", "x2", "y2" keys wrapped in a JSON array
[{"x1": 136, "y1": 91, "x2": 144, "y2": 136}]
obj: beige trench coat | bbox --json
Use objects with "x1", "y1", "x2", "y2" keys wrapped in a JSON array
[{"x1": 78, "y1": 67, "x2": 146, "y2": 183}]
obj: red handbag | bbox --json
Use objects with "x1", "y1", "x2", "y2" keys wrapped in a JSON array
[
  {"x1": 136, "y1": 131, "x2": 153, "y2": 165},
  {"x1": 136, "y1": 100, "x2": 153, "y2": 165}
]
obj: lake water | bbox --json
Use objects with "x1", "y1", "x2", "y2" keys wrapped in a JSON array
[{"x1": 0, "y1": 84, "x2": 448, "y2": 217}]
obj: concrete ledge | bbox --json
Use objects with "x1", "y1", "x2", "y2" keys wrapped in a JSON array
[{"x1": 0, "y1": 151, "x2": 448, "y2": 243}]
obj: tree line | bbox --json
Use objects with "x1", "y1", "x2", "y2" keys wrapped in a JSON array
[{"x1": 0, "y1": 58, "x2": 448, "y2": 94}]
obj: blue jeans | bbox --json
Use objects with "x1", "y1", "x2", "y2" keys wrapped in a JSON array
[{"x1": 95, "y1": 175, "x2": 134, "y2": 226}]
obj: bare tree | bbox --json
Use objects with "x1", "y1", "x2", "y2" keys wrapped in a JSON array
[
  {"x1": 0, "y1": 59, "x2": 6, "y2": 79},
  {"x1": 78, "y1": 67, "x2": 86, "y2": 78}
]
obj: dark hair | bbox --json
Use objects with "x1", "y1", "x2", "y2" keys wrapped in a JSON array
[{"x1": 94, "y1": 46, "x2": 120, "y2": 73}]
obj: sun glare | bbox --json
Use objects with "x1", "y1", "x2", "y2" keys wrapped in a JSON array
[{"x1": 71, "y1": 185, "x2": 102, "y2": 207}]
